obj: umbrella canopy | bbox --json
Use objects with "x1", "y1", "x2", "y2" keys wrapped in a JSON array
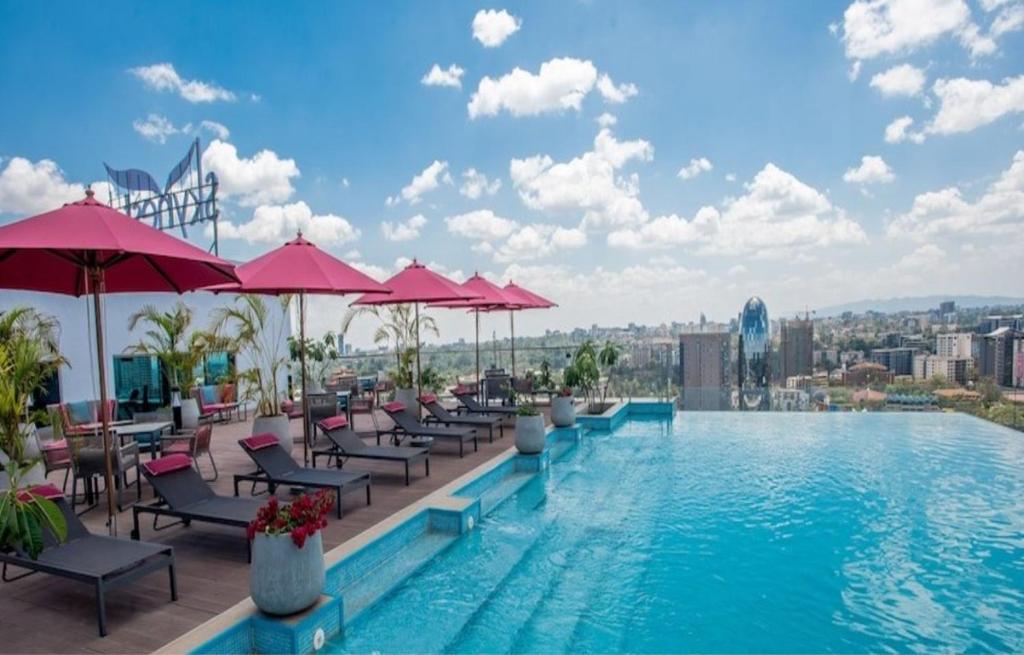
[
  {"x1": 353, "y1": 260, "x2": 480, "y2": 401},
  {"x1": 0, "y1": 190, "x2": 238, "y2": 533},
  {"x1": 210, "y1": 233, "x2": 389, "y2": 465},
  {"x1": 0, "y1": 191, "x2": 236, "y2": 294},
  {"x1": 500, "y1": 281, "x2": 557, "y2": 379}
]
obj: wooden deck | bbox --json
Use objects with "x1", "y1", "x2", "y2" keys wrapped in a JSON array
[{"x1": 0, "y1": 408, "x2": 536, "y2": 654}]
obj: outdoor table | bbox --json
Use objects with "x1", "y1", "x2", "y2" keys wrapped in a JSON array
[
  {"x1": 65, "y1": 419, "x2": 133, "y2": 436},
  {"x1": 113, "y1": 421, "x2": 174, "y2": 460},
  {"x1": 335, "y1": 390, "x2": 352, "y2": 423}
]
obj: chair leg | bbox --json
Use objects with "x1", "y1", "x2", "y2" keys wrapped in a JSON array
[
  {"x1": 95, "y1": 583, "x2": 107, "y2": 637},
  {"x1": 169, "y1": 560, "x2": 178, "y2": 601},
  {"x1": 405, "y1": 462, "x2": 410, "y2": 486},
  {"x1": 60, "y1": 467, "x2": 70, "y2": 493},
  {"x1": 207, "y1": 451, "x2": 219, "y2": 482},
  {"x1": 425, "y1": 457, "x2": 430, "y2": 477},
  {"x1": 366, "y1": 484, "x2": 371, "y2": 506}
]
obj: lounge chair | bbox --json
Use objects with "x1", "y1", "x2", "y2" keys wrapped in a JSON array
[
  {"x1": 312, "y1": 416, "x2": 429, "y2": 485},
  {"x1": 235, "y1": 434, "x2": 371, "y2": 518},
  {"x1": 0, "y1": 484, "x2": 176, "y2": 637},
  {"x1": 132, "y1": 454, "x2": 265, "y2": 559},
  {"x1": 419, "y1": 394, "x2": 503, "y2": 442},
  {"x1": 450, "y1": 386, "x2": 518, "y2": 418},
  {"x1": 379, "y1": 401, "x2": 478, "y2": 457},
  {"x1": 192, "y1": 384, "x2": 240, "y2": 423}
]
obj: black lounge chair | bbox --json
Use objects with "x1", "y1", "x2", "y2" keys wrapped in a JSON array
[
  {"x1": 451, "y1": 386, "x2": 518, "y2": 418},
  {"x1": 236, "y1": 434, "x2": 371, "y2": 517},
  {"x1": 0, "y1": 484, "x2": 176, "y2": 637},
  {"x1": 379, "y1": 401, "x2": 478, "y2": 457},
  {"x1": 312, "y1": 416, "x2": 429, "y2": 485},
  {"x1": 419, "y1": 393, "x2": 503, "y2": 442},
  {"x1": 132, "y1": 454, "x2": 264, "y2": 559}
]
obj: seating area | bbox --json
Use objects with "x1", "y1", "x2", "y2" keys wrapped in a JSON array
[{"x1": 0, "y1": 397, "x2": 549, "y2": 653}]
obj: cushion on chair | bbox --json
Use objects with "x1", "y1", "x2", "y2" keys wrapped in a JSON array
[
  {"x1": 161, "y1": 440, "x2": 192, "y2": 455},
  {"x1": 281, "y1": 399, "x2": 294, "y2": 412},
  {"x1": 382, "y1": 401, "x2": 406, "y2": 413},
  {"x1": 451, "y1": 385, "x2": 473, "y2": 396},
  {"x1": 419, "y1": 394, "x2": 438, "y2": 405},
  {"x1": 67, "y1": 401, "x2": 94, "y2": 425},
  {"x1": 142, "y1": 454, "x2": 192, "y2": 476},
  {"x1": 318, "y1": 415, "x2": 349, "y2": 431},
  {"x1": 17, "y1": 484, "x2": 64, "y2": 502},
  {"x1": 220, "y1": 384, "x2": 236, "y2": 403},
  {"x1": 241, "y1": 434, "x2": 279, "y2": 451},
  {"x1": 201, "y1": 385, "x2": 218, "y2": 404}
]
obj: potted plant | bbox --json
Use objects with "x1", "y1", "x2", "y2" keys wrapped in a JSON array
[
  {"x1": 391, "y1": 347, "x2": 417, "y2": 408},
  {"x1": 550, "y1": 386, "x2": 576, "y2": 428},
  {"x1": 248, "y1": 490, "x2": 333, "y2": 616},
  {"x1": 213, "y1": 295, "x2": 292, "y2": 450},
  {"x1": 514, "y1": 401, "x2": 546, "y2": 454}
]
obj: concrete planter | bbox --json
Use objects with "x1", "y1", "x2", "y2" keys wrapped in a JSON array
[
  {"x1": 250, "y1": 531, "x2": 325, "y2": 616},
  {"x1": 393, "y1": 388, "x2": 417, "y2": 409},
  {"x1": 253, "y1": 414, "x2": 292, "y2": 454},
  {"x1": 515, "y1": 414, "x2": 546, "y2": 454},
  {"x1": 180, "y1": 397, "x2": 201, "y2": 430},
  {"x1": 550, "y1": 396, "x2": 576, "y2": 428}
]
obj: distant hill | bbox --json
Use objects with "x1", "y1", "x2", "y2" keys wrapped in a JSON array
[{"x1": 808, "y1": 295, "x2": 1024, "y2": 317}]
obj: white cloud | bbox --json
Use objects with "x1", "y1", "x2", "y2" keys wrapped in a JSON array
[
  {"x1": 215, "y1": 201, "x2": 359, "y2": 245},
  {"x1": 926, "y1": 74, "x2": 1024, "y2": 135},
  {"x1": 869, "y1": 64, "x2": 926, "y2": 97},
  {"x1": 494, "y1": 224, "x2": 587, "y2": 262},
  {"x1": 421, "y1": 64, "x2": 465, "y2": 89},
  {"x1": 381, "y1": 214, "x2": 427, "y2": 241},
  {"x1": 887, "y1": 149, "x2": 1024, "y2": 239},
  {"x1": 459, "y1": 168, "x2": 501, "y2": 199},
  {"x1": 725, "y1": 173, "x2": 737, "y2": 182},
  {"x1": 596, "y1": 112, "x2": 618, "y2": 127},
  {"x1": 596, "y1": 73, "x2": 639, "y2": 104},
  {"x1": 341, "y1": 177, "x2": 350, "y2": 188},
  {"x1": 199, "y1": 120, "x2": 230, "y2": 140},
  {"x1": 510, "y1": 127, "x2": 653, "y2": 229},
  {"x1": 472, "y1": 9, "x2": 521, "y2": 47},
  {"x1": 129, "y1": 62, "x2": 236, "y2": 103},
  {"x1": 991, "y1": 3, "x2": 1024, "y2": 36},
  {"x1": 445, "y1": 209, "x2": 519, "y2": 241},
  {"x1": 884, "y1": 115, "x2": 925, "y2": 143},
  {"x1": 0, "y1": 157, "x2": 91, "y2": 215},
  {"x1": 608, "y1": 163, "x2": 867, "y2": 256},
  {"x1": 848, "y1": 60, "x2": 863, "y2": 82},
  {"x1": 388, "y1": 160, "x2": 452, "y2": 206},
  {"x1": 468, "y1": 57, "x2": 598, "y2": 118},
  {"x1": 677, "y1": 157, "x2": 713, "y2": 181},
  {"x1": 841, "y1": 0, "x2": 971, "y2": 59},
  {"x1": 843, "y1": 155, "x2": 895, "y2": 184},
  {"x1": 132, "y1": 113, "x2": 180, "y2": 144},
  {"x1": 201, "y1": 139, "x2": 300, "y2": 207}
]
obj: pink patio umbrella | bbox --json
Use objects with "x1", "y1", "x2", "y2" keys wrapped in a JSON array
[
  {"x1": 429, "y1": 273, "x2": 521, "y2": 391},
  {"x1": 353, "y1": 260, "x2": 480, "y2": 402},
  {"x1": 501, "y1": 282, "x2": 557, "y2": 379},
  {"x1": 209, "y1": 233, "x2": 389, "y2": 465},
  {"x1": 0, "y1": 189, "x2": 238, "y2": 533}
]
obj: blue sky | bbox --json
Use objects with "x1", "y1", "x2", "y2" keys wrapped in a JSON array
[{"x1": 1, "y1": 1, "x2": 1022, "y2": 345}]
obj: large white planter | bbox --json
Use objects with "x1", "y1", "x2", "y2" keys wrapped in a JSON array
[
  {"x1": 180, "y1": 397, "x2": 201, "y2": 430},
  {"x1": 250, "y1": 531, "x2": 325, "y2": 616},
  {"x1": 393, "y1": 388, "x2": 417, "y2": 409},
  {"x1": 515, "y1": 414, "x2": 546, "y2": 454},
  {"x1": 252, "y1": 414, "x2": 292, "y2": 454},
  {"x1": 550, "y1": 396, "x2": 576, "y2": 428}
]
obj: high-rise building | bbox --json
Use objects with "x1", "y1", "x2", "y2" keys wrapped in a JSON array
[
  {"x1": 913, "y1": 354, "x2": 972, "y2": 385},
  {"x1": 679, "y1": 332, "x2": 731, "y2": 410},
  {"x1": 938, "y1": 300, "x2": 956, "y2": 315},
  {"x1": 779, "y1": 315, "x2": 813, "y2": 381},
  {"x1": 869, "y1": 347, "x2": 917, "y2": 376},
  {"x1": 738, "y1": 296, "x2": 771, "y2": 410},
  {"x1": 936, "y1": 332, "x2": 973, "y2": 359},
  {"x1": 977, "y1": 315, "x2": 1024, "y2": 334},
  {"x1": 978, "y1": 328, "x2": 1022, "y2": 386}
]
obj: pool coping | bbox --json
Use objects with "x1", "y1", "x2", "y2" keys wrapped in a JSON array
[{"x1": 156, "y1": 401, "x2": 672, "y2": 654}]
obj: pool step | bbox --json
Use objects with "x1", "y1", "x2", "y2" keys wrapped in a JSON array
[{"x1": 477, "y1": 470, "x2": 535, "y2": 515}]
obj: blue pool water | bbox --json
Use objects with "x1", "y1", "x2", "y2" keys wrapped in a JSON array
[{"x1": 328, "y1": 413, "x2": 1024, "y2": 653}]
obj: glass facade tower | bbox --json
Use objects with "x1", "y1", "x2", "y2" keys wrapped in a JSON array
[{"x1": 739, "y1": 296, "x2": 771, "y2": 410}]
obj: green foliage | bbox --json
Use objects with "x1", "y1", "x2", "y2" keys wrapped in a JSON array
[
  {"x1": 391, "y1": 348, "x2": 416, "y2": 389},
  {"x1": 127, "y1": 301, "x2": 222, "y2": 393},
  {"x1": 0, "y1": 462, "x2": 68, "y2": 559},
  {"x1": 516, "y1": 400, "x2": 539, "y2": 417},
  {"x1": 211, "y1": 295, "x2": 292, "y2": 417},
  {"x1": 535, "y1": 360, "x2": 555, "y2": 389},
  {"x1": 419, "y1": 365, "x2": 446, "y2": 393},
  {"x1": 289, "y1": 331, "x2": 341, "y2": 388}
]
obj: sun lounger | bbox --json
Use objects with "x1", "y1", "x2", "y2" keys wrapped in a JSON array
[
  {"x1": 451, "y1": 386, "x2": 518, "y2": 418},
  {"x1": 236, "y1": 434, "x2": 371, "y2": 517},
  {"x1": 312, "y1": 416, "x2": 429, "y2": 485},
  {"x1": 419, "y1": 394, "x2": 503, "y2": 442},
  {"x1": 379, "y1": 401, "x2": 477, "y2": 457},
  {"x1": 132, "y1": 454, "x2": 264, "y2": 559},
  {"x1": 1, "y1": 484, "x2": 176, "y2": 636}
]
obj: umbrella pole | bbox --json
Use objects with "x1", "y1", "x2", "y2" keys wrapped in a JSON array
[
  {"x1": 510, "y1": 311, "x2": 516, "y2": 380},
  {"x1": 90, "y1": 268, "x2": 118, "y2": 536},
  {"x1": 299, "y1": 292, "x2": 309, "y2": 467},
  {"x1": 475, "y1": 308, "x2": 480, "y2": 394},
  {"x1": 414, "y1": 302, "x2": 422, "y2": 407}
]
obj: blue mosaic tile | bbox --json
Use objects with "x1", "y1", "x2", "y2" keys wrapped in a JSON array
[
  {"x1": 514, "y1": 450, "x2": 550, "y2": 473},
  {"x1": 190, "y1": 618, "x2": 252, "y2": 655},
  {"x1": 326, "y1": 510, "x2": 429, "y2": 592},
  {"x1": 453, "y1": 458, "x2": 514, "y2": 499}
]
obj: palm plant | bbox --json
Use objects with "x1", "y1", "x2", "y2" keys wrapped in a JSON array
[
  {"x1": 211, "y1": 294, "x2": 292, "y2": 417},
  {"x1": 289, "y1": 331, "x2": 341, "y2": 389},
  {"x1": 563, "y1": 341, "x2": 600, "y2": 411},
  {"x1": 597, "y1": 340, "x2": 622, "y2": 408},
  {"x1": 127, "y1": 301, "x2": 214, "y2": 394},
  {"x1": 341, "y1": 304, "x2": 438, "y2": 385}
]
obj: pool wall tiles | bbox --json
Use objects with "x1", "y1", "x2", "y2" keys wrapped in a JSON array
[
  {"x1": 428, "y1": 503, "x2": 481, "y2": 533},
  {"x1": 454, "y1": 457, "x2": 515, "y2": 499},
  {"x1": 191, "y1": 617, "x2": 252, "y2": 655},
  {"x1": 251, "y1": 596, "x2": 342, "y2": 655},
  {"x1": 325, "y1": 510, "x2": 430, "y2": 595}
]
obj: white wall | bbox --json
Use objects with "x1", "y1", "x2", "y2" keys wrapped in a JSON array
[{"x1": 0, "y1": 290, "x2": 293, "y2": 404}]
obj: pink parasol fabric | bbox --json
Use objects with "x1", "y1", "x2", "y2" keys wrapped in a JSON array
[{"x1": 0, "y1": 190, "x2": 238, "y2": 533}]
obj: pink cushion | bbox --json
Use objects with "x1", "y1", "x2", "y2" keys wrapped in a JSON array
[
  {"x1": 318, "y1": 415, "x2": 349, "y2": 431},
  {"x1": 451, "y1": 385, "x2": 473, "y2": 395},
  {"x1": 241, "y1": 434, "x2": 279, "y2": 451},
  {"x1": 419, "y1": 394, "x2": 438, "y2": 405},
  {"x1": 281, "y1": 399, "x2": 294, "y2": 412},
  {"x1": 143, "y1": 454, "x2": 192, "y2": 476},
  {"x1": 41, "y1": 439, "x2": 68, "y2": 452},
  {"x1": 17, "y1": 484, "x2": 64, "y2": 502},
  {"x1": 382, "y1": 401, "x2": 406, "y2": 413}
]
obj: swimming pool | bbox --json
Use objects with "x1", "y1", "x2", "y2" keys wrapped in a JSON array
[{"x1": 327, "y1": 412, "x2": 1024, "y2": 653}]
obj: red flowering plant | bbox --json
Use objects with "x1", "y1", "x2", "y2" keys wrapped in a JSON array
[
  {"x1": 246, "y1": 490, "x2": 334, "y2": 549},
  {"x1": 559, "y1": 386, "x2": 573, "y2": 397}
]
